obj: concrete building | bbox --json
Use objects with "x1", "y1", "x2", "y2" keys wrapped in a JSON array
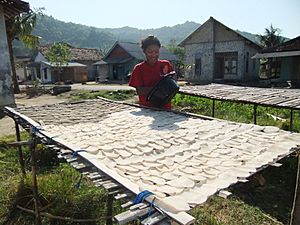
[
  {"x1": 0, "y1": 0, "x2": 29, "y2": 107},
  {"x1": 179, "y1": 17, "x2": 262, "y2": 83}
]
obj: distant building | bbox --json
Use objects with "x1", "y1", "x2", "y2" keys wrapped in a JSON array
[
  {"x1": 179, "y1": 17, "x2": 262, "y2": 83},
  {"x1": 28, "y1": 43, "x2": 103, "y2": 83},
  {"x1": 0, "y1": 0, "x2": 29, "y2": 107},
  {"x1": 252, "y1": 35, "x2": 300, "y2": 86},
  {"x1": 94, "y1": 41, "x2": 177, "y2": 83}
]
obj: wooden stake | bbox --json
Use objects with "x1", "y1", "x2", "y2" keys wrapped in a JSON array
[
  {"x1": 212, "y1": 99, "x2": 215, "y2": 117},
  {"x1": 253, "y1": 104, "x2": 257, "y2": 124},
  {"x1": 290, "y1": 154, "x2": 300, "y2": 225},
  {"x1": 15, "y1": 120, "x2": 26, "y2": 176},
  {"x1": 290, "y1": 109, "x2": 294, "y2": 131},
  {"x1": 106, "y1": 194, "x2": 113, "y2": 225},
  {"x1": 30, "y1": 136, "x2": 41, "y2": 225}
]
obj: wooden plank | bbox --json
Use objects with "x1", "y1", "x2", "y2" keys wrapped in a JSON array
[
  {"x1": 116, "y1": 193, "x2": 133, "y2": 201},
  {"x1": 114, "y1": 207, "x2": 153, "y2": 225},
  {"x1": 102, "y1": 181, "x2": 121, "y2": 190},
  {"x1": 279, "y1": 99, "x2": 300, "y2": 107},
  {"x1": 121, "y1": 200, "x2": 134, "y2": 208},
  {"x1": 141, "y1": 211, "x2": 167, "y2": 225},
  {"x1": 129, "y1": 203, "x2": 148, "y2": 210}
]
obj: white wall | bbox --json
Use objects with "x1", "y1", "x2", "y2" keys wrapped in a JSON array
[
  {"x1": 0, "y1": 6, "x2": 15, "y2": 107},
  {"x1": 40, "y1": 62, "x2": 52, "y2": 83}
]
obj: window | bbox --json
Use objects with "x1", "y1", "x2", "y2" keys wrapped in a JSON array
[
  {"x1": 270, "y1": 58, "x2": 281, "y2": 78},
  {"x1": 260, "y1": 58, "x2": 281, "y2": 79},
  {"x1": 224, "y1": 56, "x2": 237, "y2": 74},
  {"x1": 194, "y1": 58, "x2": 201, "y2": 76},
  {"x1": 215, "y1": 52, "x2": 238, "y2": 77},
  {"x1": 43, "y1": 67, "x2": 48, "y2": 80}
]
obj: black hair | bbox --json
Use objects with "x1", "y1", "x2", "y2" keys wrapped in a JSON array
[{"x1": 141, "y1": 35, "x2": 161, "y2": 51}]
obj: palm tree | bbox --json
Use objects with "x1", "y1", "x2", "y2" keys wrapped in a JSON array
[
  {"x1": 6, "y1": 9, "x2": 42, "y2": 93},
  {"x1": 259, "y1": 24, "x2": 284, "y2": 48}
]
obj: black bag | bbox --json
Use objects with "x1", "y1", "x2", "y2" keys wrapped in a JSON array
[{"x1": 147, "y1": 72, "x2": 179, "y2": 108}]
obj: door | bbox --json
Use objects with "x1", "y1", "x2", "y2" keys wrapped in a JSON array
[
  {"x1": 112, "y1": 64, "x2": 125, "y2": 80},
  {"x1": 214, "y1": 57, "x2": 224, "y2": 79}
]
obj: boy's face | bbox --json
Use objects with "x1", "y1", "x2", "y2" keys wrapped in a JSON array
[{"x1": 144, "y1": 44, "x2": 160, "y2": 65}]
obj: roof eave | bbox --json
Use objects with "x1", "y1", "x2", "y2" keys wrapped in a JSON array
[{"x1": 1, "y1": 0, "x2": 30, "y2": 20}]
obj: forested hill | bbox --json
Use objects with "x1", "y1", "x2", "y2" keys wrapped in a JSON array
[
  {"x1": 15, "y1": 14, "x2": 260, "y2": 55},
  {"x1": 32, "y1": 15, "x2": 202, "y2": 51}
]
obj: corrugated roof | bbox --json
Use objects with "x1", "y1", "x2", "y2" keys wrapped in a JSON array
[
  {"x1": 41, "y1": 61, "x2": 87, "y2": 67},
  {"x1": 252, "y1": 50, "x2": 300, "y2": 59},
  {"x1": 261, "y1": 35, "x2": 300, "y2": 53},
  {"x1": 39, "y1": 44, "x2": 103, "y2": 61},
  {"x1": 0, "y1": 0, "x2": 29, "y2": 19}
]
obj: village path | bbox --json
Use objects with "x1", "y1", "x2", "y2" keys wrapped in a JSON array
[
  {"x1": 0, "y1": 93, "x2": 69, "y2": 137},
  {"x1": 71, "y1": 83, "x2": 135, "y2": 91}
]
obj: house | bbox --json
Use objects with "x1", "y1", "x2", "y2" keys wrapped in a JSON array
[
  {"x1": 252, "y1": 35, "x2": 300, "y2": 86},
  {"x1": 28, "y1": 43, "x2": 103, "y2": 83},
  {"x1": 179, "y1": 17, "x2": 262, "y2": 83},
  {"x1": 0, "y1": 0, "x2": 29, "y2": 107},
  {"x1": 94, "y1": 41, "x2": 177, "y2": 82}
]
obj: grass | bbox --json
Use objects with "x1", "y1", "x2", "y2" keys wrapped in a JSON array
[
  {"x1": 68, "y1": 90, "x2": 137, "y2": 102},
  {"x1": 0, "y1": 133, "x2": 124, "y2": 225}
]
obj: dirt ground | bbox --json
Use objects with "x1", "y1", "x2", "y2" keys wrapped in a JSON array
[{"x1": 0, "y1": 93, "x2": 68, "y2": 137}]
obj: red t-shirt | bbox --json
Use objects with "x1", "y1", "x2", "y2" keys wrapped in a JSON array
[{"x1": 129, "y1": 60, "x2": 174, "y2": 109}]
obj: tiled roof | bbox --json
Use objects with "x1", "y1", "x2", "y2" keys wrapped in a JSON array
[
  {"x1": 0, "y1": 0, "x2": 29, "y2": 19},
  {"x1": 39, "y1": 44, "x2": 103, "y2": 61},
  {"x1": 15, "y1": 99, "x2": 300, "y2": 214}
]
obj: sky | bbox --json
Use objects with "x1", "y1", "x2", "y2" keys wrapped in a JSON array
[{"x1": 27, "y1": 0, "x2": 300, "y2": 39}]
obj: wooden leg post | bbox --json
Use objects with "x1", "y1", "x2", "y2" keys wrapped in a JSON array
[
  {"x1": 290, "y1": 109, "x2": 294, "y2": 132},
  {"x1": 30, "y1": 136, "x2": 41, "y2": 225},
  {"x1": 15, "y1": 120, "x2": 26, "y2": 176},
  {"x1": 212, "y1": 99, "x2": 215, "y2": 117},
  {"x1": 253, "y1": 104, "x2": 257, "y2": 124},
  {"x1": 106, "y1": 194, "x2": 113, "y2": 225},
  {"x1": 290, "y1": 153, "x2": 300, "y2": 225}
]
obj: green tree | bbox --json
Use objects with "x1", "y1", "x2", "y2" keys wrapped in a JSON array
[
  {"x1": 45, "y1": 42, "x2": 71, "y2": 83},
  {"x1": 259, "y1": 24, "x2": 284, "y2": 48},
  {"x1": 166, "y1": 39, "x2": 185, "y2": 79},
  {"x1": 6, "y1": 9, "x2": 43, "y2": 93}
]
